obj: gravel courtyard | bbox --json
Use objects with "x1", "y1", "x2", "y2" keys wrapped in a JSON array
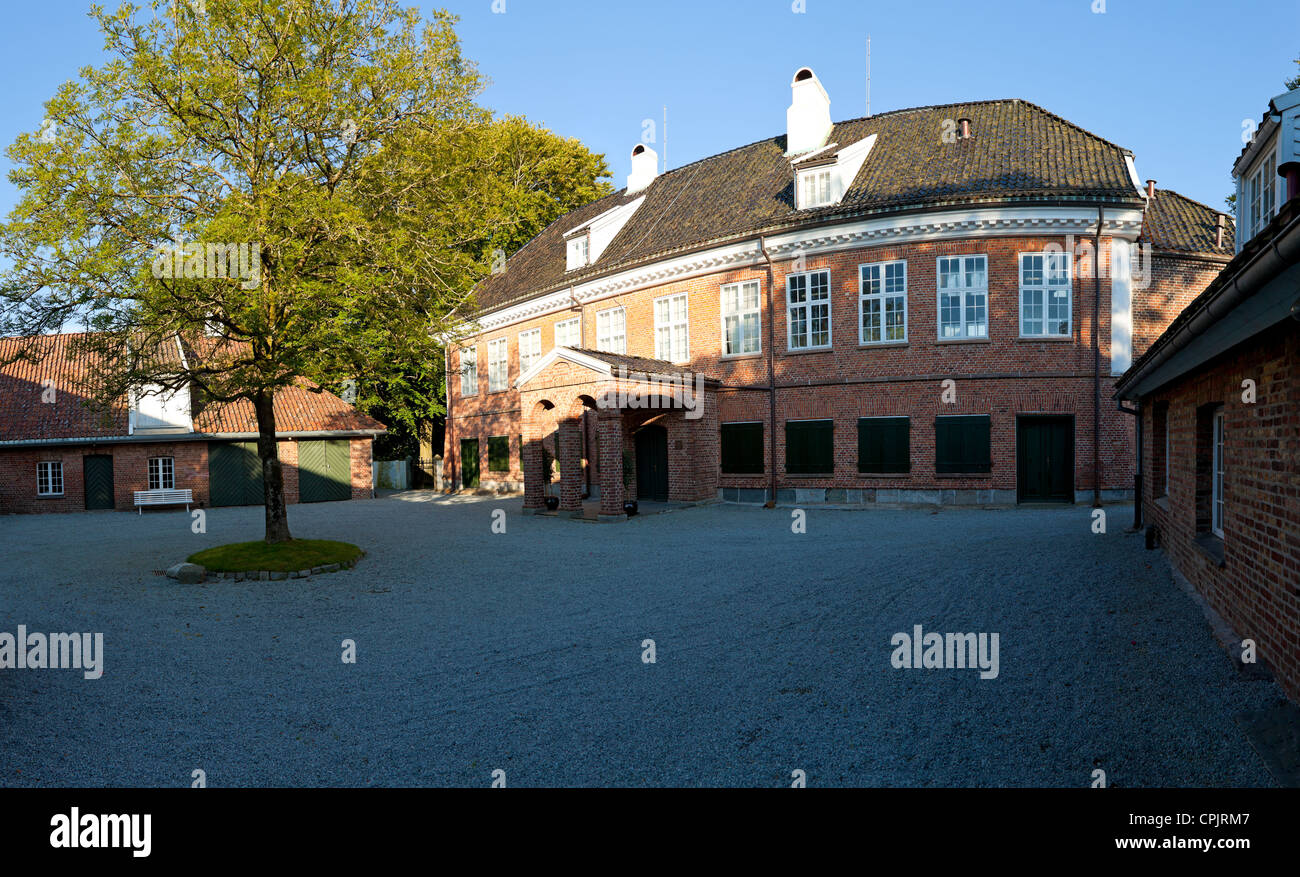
[{"x1": 0, "y1": 494, "x2": 1284, "y2": 787}]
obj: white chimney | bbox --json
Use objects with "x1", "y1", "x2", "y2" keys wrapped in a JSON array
[
  {"x1": 786, "y1": 67, "x2": 833, "y2": 155},
  {"x1": 626, "y1": 143, "x2": 659, "y2": 194}
]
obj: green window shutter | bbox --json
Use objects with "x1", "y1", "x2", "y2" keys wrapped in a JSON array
[
  {"x1": 487, "y1": 436, "x2": 510, "y2": 472},
  {"x1": 858, "y1": 417, "x2": 910, "y2": 473},
  {"x1": 785, "y1": 420, "x2": 834, "y2": 474},
  {"x1": 720, "y1": 423, "x2": 764, "y2": 474},
  {"x1": 935, "y1": 415, "x2": 991, "y2": 473}
]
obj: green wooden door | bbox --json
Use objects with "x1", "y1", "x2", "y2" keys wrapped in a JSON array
[
  {"x1": 1016, "y1": 416, "x2": 1073, "y2": 503},
  {"x1": 460, "y1": 439, "x2": 479, "y2": 489},
  {"x1": 209, "y1": 442, "x2": 263, "y2": 506},
  {"x1": 83, "y1": 455, "x2": 114, "y2": 510},
  {"x1": 635, "y1": 425, "x2": 669, "y2": 502},
  {"x1": 299, "y1": 439, "x2": 352, "y2": 503}
]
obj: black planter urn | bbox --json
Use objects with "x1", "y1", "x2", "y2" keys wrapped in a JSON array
[
  {"x1": 623, "y1": 500, "x2": 638, "y2": 516},
  {"x1": 544, "y1": 495, "x2": 560, "y2": 511}
]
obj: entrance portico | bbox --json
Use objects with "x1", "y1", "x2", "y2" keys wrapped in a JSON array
[{"x1": 516, "y1": 347, "x2": 719, "y2": 520}]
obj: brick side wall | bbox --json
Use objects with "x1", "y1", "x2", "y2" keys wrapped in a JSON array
[
  {"x1": 447, "y1": 236, "x2": 1215, "y2": 500},
  {"x1": 1141, "y1": 322, "x2": 1300, "y2": 702},
  {"x1": 0, "y1": 436, "x2": 374, "y2": 513}
]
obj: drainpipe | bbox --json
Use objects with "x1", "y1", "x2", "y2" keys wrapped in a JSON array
[
  {"x1": 760, "y1": 236, "x2": 777, "y2": 507},
  {"x1": 1117, "y1": 399, "x2": 1141, "y2": 531},
  {"x1": 1093, "y1": 206, "x2": 1102, "y2": 509},
  {"x1": 445, "y1": 345, "x2": 454, "y2": 492}
]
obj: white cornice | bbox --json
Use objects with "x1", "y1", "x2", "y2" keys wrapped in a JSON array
[{"x1": 476, "y1": 205, "x2": 1146, "y2": 333}]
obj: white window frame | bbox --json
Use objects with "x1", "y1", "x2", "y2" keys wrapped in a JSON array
[
  {"x1": 654, "y1": 293, "x2": 690, "y2": 363},
  {"x1": 487, "y1": 338, "x2": 508, "y2": 393},
  {"x1": 720, "y1": 280, "x2": 762, "y2": 356},
  {"x1": 1018, "y1": 252, "x2": 1073, "y2": 338},
  {"x1": 596, "y1": 307, "x2": 626, "y2": 354},
  {"x1": 797, "y1": 168, "x2": 835, "y2": 209},
  {"x1": 1246, "y1": 149, "x2": 1278, "y2": 239},
  {"x1": 786, "y1": 269, "x2": 832, "y2": 351},
  {"x1": 936, "y1": 255, "x2": 988, "y2": 340},
  {"x1": 859, "y1": 260, "x2": 907, "y2": 345},
  {"x1": 518, "y1": 328, "x2": 542, "y2": 374},
  {"x1": 554, "y1": 317, "x2": 580, "y2": 349},
  {"x1": 459, "y1": 346, "x2": 478, "y2": 397},
  {"x1": 37, "y1": 461, "x2": 63, "y2": 496},
  {"x1": 566, "y1": 234, "x2": 590, "y2": 271},
  {"x1": 148, "y1": 456, "x2": 175, "y2": 491},
  {"x1": 1212, "y1": 409, "x2": 1225, "y2": 538}
]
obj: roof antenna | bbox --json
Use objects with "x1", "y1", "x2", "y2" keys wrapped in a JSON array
[{"x1": 866, "y1": 35, "x2": 871, "y2": 117}]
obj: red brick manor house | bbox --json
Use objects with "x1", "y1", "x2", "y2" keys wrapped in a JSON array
[{"x1": 446, "y1": 68, "x2": 1231, "y2": 519}]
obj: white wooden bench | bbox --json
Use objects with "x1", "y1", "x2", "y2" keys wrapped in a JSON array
[{"x1": 134, "y1": 488, "x2": 193, "y2": 514}]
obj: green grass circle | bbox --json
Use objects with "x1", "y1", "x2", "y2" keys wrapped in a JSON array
[{"x1": 187, "y1": 539, "x2": 362, "y2": 573}]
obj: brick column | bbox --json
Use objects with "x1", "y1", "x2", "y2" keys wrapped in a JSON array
[
  {"x1": 522, "y1": 437, "x2": 545, "y2": 513},
  {"x1": 557, "y1": 418, "x2": 583, "y2": 516},
  {"x1": 597, "y1": 410, "x2": 626, "y2": 520}
]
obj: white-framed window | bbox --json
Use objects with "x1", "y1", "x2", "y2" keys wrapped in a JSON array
[
  {"x1": 459, "y1": 346, "x2": 478, "y2": 397},
  {"x1": 1212, "y1": 409, "x2": 1225, "y2": 538},
  {"x1": 148, "y1": 456, "x2": 175, "y2": 491},
  {"x1": 487, "y1": 338, "x2": 508, "y2": 392},
  {"x1": 654, "y1": 293, "x2": 689, "y2": 363},
  {"x1": 859, "y1": 260, "x2": 907, "y2": 344},
  {"x1": 787, "y1": 269, "x2": 831, "y2": 350},
  {"x1": 721, "y1": 280, "x2": 762, "y2": 356},
  {"x1": 518, "y1": 328, "x2": 542, "y2": 374},
  {"x1": 566, "y1": 234, "x2": 590, "y2": 271},
  {"x1": 37, "y1": 461, "x2": 63, "y2": 496},
  {"x1": 1246, "y1": 151, "x2": 1278, "y2": 240},
  {"x1": 555, "y1": 317, "x2": 580, "y2": 349},
  {"x1": 1019, "y1": 252, "x2": 1072, "y2": 337},
  {"x1": 596, "y1": 307, "x2": 626, "y2": 354},
  {"x1": 937, "y1": 255, "x2": 988, "y2": 339},
  {"x1": 797, "y1": 168, "x2": 835, "y2": 209}
]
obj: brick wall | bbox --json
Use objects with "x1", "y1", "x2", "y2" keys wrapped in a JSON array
[
  {"x1": 447, "y1": 235, "x2": 1215, "y2": 501},
  {"x1": 1141, "y1": 321, "x2": 1300, "y2": 701}
]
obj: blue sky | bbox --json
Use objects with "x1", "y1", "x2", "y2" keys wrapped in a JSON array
[{"x1": 2, "y1": 0, "x2": 1296, "y2": 216}]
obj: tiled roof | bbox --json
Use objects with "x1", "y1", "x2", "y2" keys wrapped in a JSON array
[
  {"x1": 0, "y1": 332, "x2": 384, "y2": 443},
  {"x1": 569, "y1": 348, "x2": 716, "y2": 380},
  {"x1": 473, "y1": 98, "x2": 1144, "y2": 314},
  {"x1": 1138, "y1": 188, "x2": 1234, "y2": 257}
]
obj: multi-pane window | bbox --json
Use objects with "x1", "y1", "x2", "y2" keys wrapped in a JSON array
[
  {"x1": 654, "y1": 293, "x2": 689, "y2": 363},
  {"x1": 596, "y1": 307, "x2": 626, "y2": 354},
  {"x1": 720, "y1": 422, "x2": 764, "y2": 474},
  {"x1": 937, "y1": 256, "x2": 988, "y2": 339},
  {"x1": 1019, "y1": 252, "x2": 1072, "y2": 337},
  {"x1": 36, "y1": 461, "x2": 63, "y2": 496},
  {"x1": 1246, "y1": 152, "x2": 1278, "y2": 240},
  {"x1": 555, "y1": 317, "x2": 581, "y2": 349},
  {"x1": 787, "y1": 270, "x2": 831, "y2": 350},
  {"x1": 148, "y1": 456, "x2": 175, "y2": 490},
  {"x1": 1212, "y1": 409, "x2": 1225, "y2": 538},
  {"x1": 798, "y1": 169, "x2": 834, "y2": 209},
  {"x1": 459, "y1": 347, "x2": 478, "y2": 396},
  {"x1": 721, "y1": 281, "x2": 761, "y2": 356},
  {"x1": 487, "y1": 338, "x2": 508, "y2": 392},
  {"x1": 859, "y1": 261, "x2": 907, "y2": 344},
  {"x1": 518, "y1": 329, "x2": 542, "y2": 375},
  {"x1": 566, "y1": 234, "x2": 590, "y2": 270}
]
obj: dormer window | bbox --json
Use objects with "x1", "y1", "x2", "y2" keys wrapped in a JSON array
[
  {"x1": 566, "y1": 234, "x2": 590, "y2": 271},
  {"x1": 798, "y1": 168, "x2": 836, "y2": 209}
]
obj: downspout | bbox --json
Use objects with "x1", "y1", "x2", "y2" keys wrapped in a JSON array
[
  {"x1": 444, "y1": 345, "x2": 453, "y2": 493},
  {"x1": 1117, "y1": 399, "x2": 1141, "y2": 531},
  {"x1": 760, "y1": 236, "x2": 777, "y2": 507},
  {"x1": 1093, "y1": 206, "x2": 1103, "y2": 508}
]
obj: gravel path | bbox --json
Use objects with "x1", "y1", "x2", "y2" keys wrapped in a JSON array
[{"x1": 0, "y1": 494, "x2": 1283, "y2": 787}]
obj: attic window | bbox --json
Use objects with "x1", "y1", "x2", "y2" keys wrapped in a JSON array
[
  {"x1": 798, "y1": 168, "x2": 835, "y2": 209},
  {"x1": 566, "y1": 234, "x2": 590, "y2": 271}
]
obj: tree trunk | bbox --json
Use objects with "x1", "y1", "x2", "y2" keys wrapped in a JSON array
[{"x1": 253, "y1": 389, "x2": 293, "y2": 544}]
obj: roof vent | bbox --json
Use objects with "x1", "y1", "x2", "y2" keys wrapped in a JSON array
[
  {"x1": 1145, "y1": 179, "x2": 1157, "y2": 199},
  {"x1": 626, "y1": 143, "x2": 659, "y2": 194},
  {"x1": 786, "y1": 67, "x2": 832, "y2": 155},
  {"x1": 957, "y1": 117, "x2": 972, "y2": 139}
]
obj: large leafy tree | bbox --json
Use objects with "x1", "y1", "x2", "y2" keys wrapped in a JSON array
[{"x1": 0, "y1": 0, "x2": 607, "y2": 541}]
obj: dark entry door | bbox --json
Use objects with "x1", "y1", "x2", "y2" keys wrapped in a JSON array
[
  {"x1": 635, "y1": 425, "x2": 669, "y2": 502},
  {"x1": 83, "y1": 455, "x2": 114, "y2": 510},
  {"x1": 299, "y1": 439, "x2": 352, "y2": 503},
  {"x1": 460, "y1": 438, "x2": 480, "y2": 489},
  {"x1": 209, "y1": 442, "x2": 264, "y2": 506},
  {"x1": 1017, "y1": 416, "x2": 1073, "y2": 503}
]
